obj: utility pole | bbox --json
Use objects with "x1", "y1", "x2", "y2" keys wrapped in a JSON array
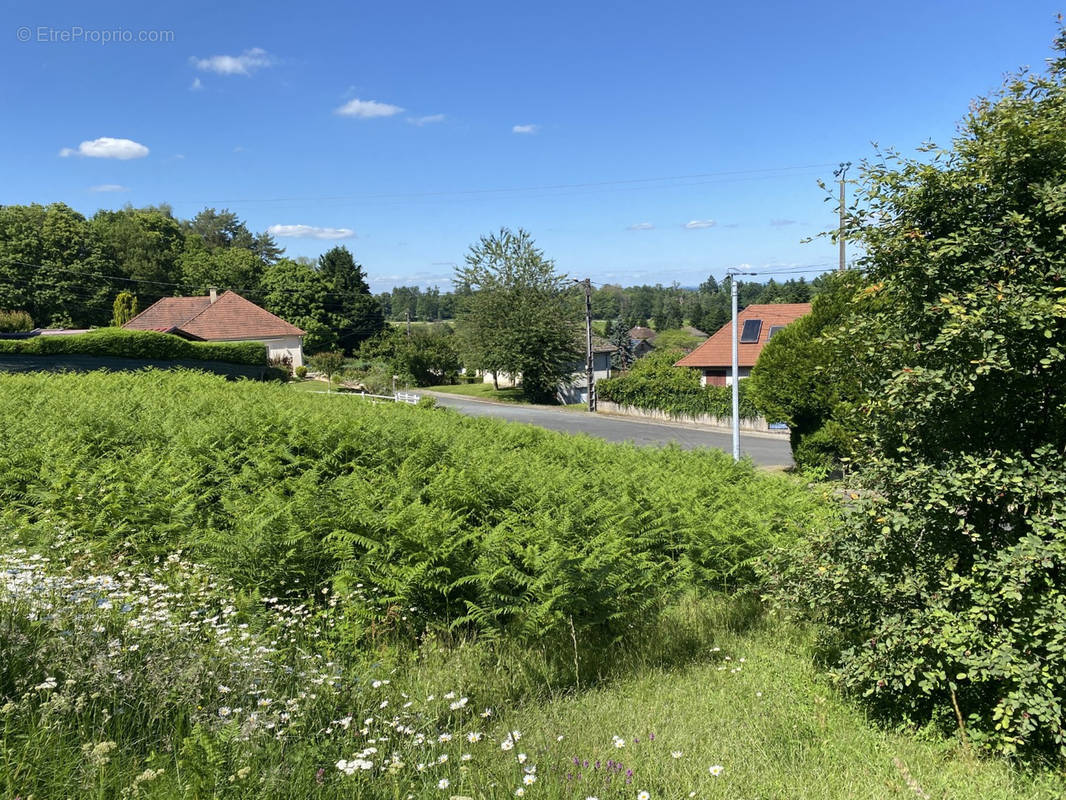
[
  {"x1": 730, "y1": 273, "x2": 740, "y2": 462},
  {"x1": 581, "y1": 278, "x2": 595, "y2": 412},
  {"x1": 836, "y1": 162, "x2": 851, "y2": 271},
  {"x1": 405, "y1": 308, "x2": 411, "y2": 337}
]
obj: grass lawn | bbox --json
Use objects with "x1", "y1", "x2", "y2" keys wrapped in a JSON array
[
  {"x1": 493, "y1": 619, "x2": 1066, "y2": 800},
  {"x1": 430, "y1": 381, "x2": 546, "y2": 404}
]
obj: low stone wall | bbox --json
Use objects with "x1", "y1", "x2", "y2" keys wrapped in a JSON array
[{"x1": 596, "y1": 400, "x2": 789, "y2": 436}]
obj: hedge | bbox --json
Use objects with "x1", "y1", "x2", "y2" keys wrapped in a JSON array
[
  {"x1": 598, "y1": 347, "x2": 760, "y2": 420},
  {"x1": 0, "y1": 328, "x2": 267, "y2": 366}
]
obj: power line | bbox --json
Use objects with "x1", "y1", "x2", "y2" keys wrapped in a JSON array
[{"x1": 169, "y1": 163, "x2": 838, "y2": 208}]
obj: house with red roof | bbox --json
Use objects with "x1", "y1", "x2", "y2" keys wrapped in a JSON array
[
  {"x1": 674, "y1": 303, "x2": 810, "y2": 386},
  {"x1": 124, "y1": 289, "x2": 305, "y2": 368}
]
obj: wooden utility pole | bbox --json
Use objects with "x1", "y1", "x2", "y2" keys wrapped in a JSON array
[
  {"x1": 405, "y1": 309, "x2": 412, "y2": 337},
  {"x1": 836, "y1": 162, "x2": 851, "y2": 271},
  {"x1": 582, "y1": 278, "x2": 595, "y2": 412}
]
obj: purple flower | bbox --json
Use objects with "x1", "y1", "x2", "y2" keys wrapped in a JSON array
[{"x1": 649, "y1": 732, "x2": 655, "y2": 741}]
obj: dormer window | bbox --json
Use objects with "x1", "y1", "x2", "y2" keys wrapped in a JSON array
[{"x1": 767, "y1": 324, "x2": 786, "y2": 340}]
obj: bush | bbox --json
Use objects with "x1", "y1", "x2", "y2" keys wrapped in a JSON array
[
  {"x1": 748, "y1": 272, "x2": 866, "y2": 469},
  {"x1": 598, "y1": 348, "x2": 760, "y2": 419},
  {"x1": 0, "y1": 370, "x2": 825, "y2": 652},
  {"x1": 0, "y1": 327, "x2": 266, "y2": 365},
  {"x1": 772, "y1": 35, "x2": 1066, "y2": 762},
  {"x1": 0, "y1": 309, "x2": 33, "y2": 332},
  {"x1": 294, "y1": 365, "x2": 308, "y2": 379}
]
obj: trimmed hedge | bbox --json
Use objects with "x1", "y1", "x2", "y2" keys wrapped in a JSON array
[
  {"x1": 0, "y1": 328, "x2": 267, "y2": 366},
  {"x1": 598, "y1": 347, "x2": 760, "y2": 420}
]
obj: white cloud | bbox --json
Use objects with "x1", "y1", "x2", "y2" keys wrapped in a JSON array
[
  {"x1": 684, "y1": 219, "x2": 716, "y2": 230},
  {"x1": 59, "y1": 137, "x2": 149, "y2": 160},
  {"x1": 190, "y1": 77, "x2": 203, "y2": 91},
  {"x1": 512, "y1": 124, "x2": 539, "y2": 134},
  {"x1": 267, "y1": 224, "x2": 356, "y2": 240},
  {"x1": 334, "y1": 98, "x2": 404, "y2": 118},
  {"x1": 627, "y1": 222, "x2": 654, "y2": 231},
  {"x1": 191, "y1": 47, "x2": 273, "y2": 76},
  {"x1": 89, "y1": 184, "x2": 129, "y2": 192},
  {"x1": 408, "y1": 113, "x2": 445, "y2": 126},
  {"x1": 769, "y1": 218, "x2": 797, "y2": 227}
]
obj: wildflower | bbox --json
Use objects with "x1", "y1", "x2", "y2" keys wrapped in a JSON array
[
  {"x1": 523, "y1": 773, "x2": 536, "y2": 786},
  {"x1": 612, "y1": 735, "x2": 625, "y2": 748},
  {"x1": 439, "y1": 733, "x2": 453, "y2": 743},
  {"x1": 638, "y1": 792, "x2": 650, "y2": 800},
  {"x1": 517, "y1": 752, "x2": 527, "y2": 764},
  {"x1": 218, "y1": 706, "x2": 232, "y2": 717},
  {"x1": 466, "y1": 731, "x2": 483, "y2": 743},
  {"x1": 515, "y1": 789, "x2": 525, "y2": 797},
  {"x1": 438, "y1": 754, "x2": 448, "y2": 763},
  {"x1": 438, "y1": 778, "x2": 450, "y2": 789},
  {"x1": 671, "y1": 751, "x2": 683, "y2": 759},
  {"x1": 709, "y1": 765, "x2": 724, "y2": 777},
  {"x1": 461, "y1": 753, "x2": 472, "y2": 761},
  {"x1": 444, "y1": 691, "x2": 456, "y2": 700},
  {"x1": 501, "y1": 739, "x2": 514, "y2": 751},
  {"x1": 481, "y1": 708, "x2": 493, "y2": 718}
]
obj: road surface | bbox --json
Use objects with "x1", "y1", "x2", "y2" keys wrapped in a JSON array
[{"x1": 427, "y1": 393, "x2": 793, "y2": 467}]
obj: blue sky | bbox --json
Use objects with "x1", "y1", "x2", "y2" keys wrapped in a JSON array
[{"x1": 1, "y1": 0, "x2": 1062, "y2": 291}]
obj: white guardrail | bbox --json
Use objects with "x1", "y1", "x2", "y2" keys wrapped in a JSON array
[{"x1": 309, "y1": 389, "x2": 421, "y2": 404}]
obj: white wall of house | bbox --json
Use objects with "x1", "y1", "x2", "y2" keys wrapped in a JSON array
[
  {"x1": 700, "y1": 366, "x2": 750, "y2": 387},
  {"x1": 255, "y1": 336, "x2": 304, "y2": 368}
]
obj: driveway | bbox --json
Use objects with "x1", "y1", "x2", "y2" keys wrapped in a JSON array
[{"x1": 426, "y1": 393, "x2": 793, "y2": 467}]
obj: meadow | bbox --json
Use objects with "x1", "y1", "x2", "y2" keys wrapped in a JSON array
[{"x1": 0, "y1": 370, "x2": 1062, "y2": 798}]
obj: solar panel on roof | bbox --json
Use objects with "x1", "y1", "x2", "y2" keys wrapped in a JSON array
[{"x1": 740, "y1": 319, "x2": 762, "y2": 343}]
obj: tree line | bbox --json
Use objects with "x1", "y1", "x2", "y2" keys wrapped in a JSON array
[
  {"x1": 0, "y1": 203, "x2": 383, "y2": 351},
  {"x1": 377, "y1": 273, "x2": 824, "y2": 333}
]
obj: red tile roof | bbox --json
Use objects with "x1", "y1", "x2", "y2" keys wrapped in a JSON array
[
  {"x1": 124, "y1": 291, "x2": 304, "y2": 340},
  {"x1": 674, "y1": 303, "x2": 810, "y2": 369}
]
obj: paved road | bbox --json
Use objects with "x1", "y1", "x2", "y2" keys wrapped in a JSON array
[{"x1": 427, "y1": 393, "x2": 793, "y2": 467}]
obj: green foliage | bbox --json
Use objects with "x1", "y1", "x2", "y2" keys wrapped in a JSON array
[
  {"x1": 0, "y1": 371, "x2": 823, "y2": 652},
  {"x1": 598, "y1": 348, "x2": 760, "y2": 420},
  {"x1": 359, "y1": 325, "x2": 461, "y2": 386},
  {"x1": 773, "y1": 34, "x2": 1066, "y2": 762},
  {"x1": 0, "y1": 309, "x2": 33, "y2": 332},
  {"x1": 455, "y1": 228, "x2": 582, "y2": 402},
  {"x1": 111, "y1": 291, "x2": 139, "y2": 327},
  {"x1": 652, "y1": 328, "x2": 706, "y2": 352},
  {"x1": 318, "y1": 246, "x2": 383, "y2": 352},
  {"x1": 0, "y1": 328, "x2": 266, "y2": 365},
  {"x1": 308, "y1": 351, "x2": 346, "y2": 388},
  {"x1": 608, "y1": 317, "x2": 635, "y2": 370},
  {"x1": 748, "y1": 272, "x2": 865, "y2": 467},
  {"x1": 259, "y1": 258, "x2": 337, "y2": 352},
  {"x1": 294, "y1": 365, "x2": 307, "y2": 379}
]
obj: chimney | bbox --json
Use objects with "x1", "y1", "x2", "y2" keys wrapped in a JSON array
[{"x1": 209, "y1": 287, "x2": 218, "y2": 303}]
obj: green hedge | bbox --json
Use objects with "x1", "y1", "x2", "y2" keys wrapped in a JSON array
[
  {"x1": 598, "y1": 347, "x2": 760, "y2": 419},
  {"x1": 0, "y1": 328, "x2": 267, "y2": 366}
]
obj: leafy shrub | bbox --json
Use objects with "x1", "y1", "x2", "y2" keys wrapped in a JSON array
[
  {"x1": 294, "y1": 365, "x2": 308, "y2": 379},
  {"x1": 748, "y1": 272, "x2": 866, "y2": 468},
  {"x1": 771, "y1": 37, "x2": 1066, "y2": 762},
  {"x1": 0, "y1": 327, "x2": 266, "y2": 365},
  {"x1": 0, "y1": 309, "x2": 33, "y2": 332},
  {"x1": 0, "y1": 370, "x2": 824, "y2": 652},
  {"x1": 598, "y1": 348, "x2": 759, "y2": 419}
]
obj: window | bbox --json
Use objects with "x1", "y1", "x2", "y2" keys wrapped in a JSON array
[
  {"x1": 767, "y1": 325, "x2": 786, "y2": 340},
  {"x1": 739, "y1": 319, "x2": 762, "y2": 343}
]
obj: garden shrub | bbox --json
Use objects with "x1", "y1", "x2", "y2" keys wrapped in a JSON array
[
  {"x1": 0, "y1": 327, "x2": 266, "y2": 365},
  {"x1": 0, "y1": 309, "x2": 33, "y2": 332},
  {"x1": 770, "y1": 36, "x2": 1066, "y2": 762},
  {"x1": 598, "y1": 348, "x2": 759, "y2": 419}
]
